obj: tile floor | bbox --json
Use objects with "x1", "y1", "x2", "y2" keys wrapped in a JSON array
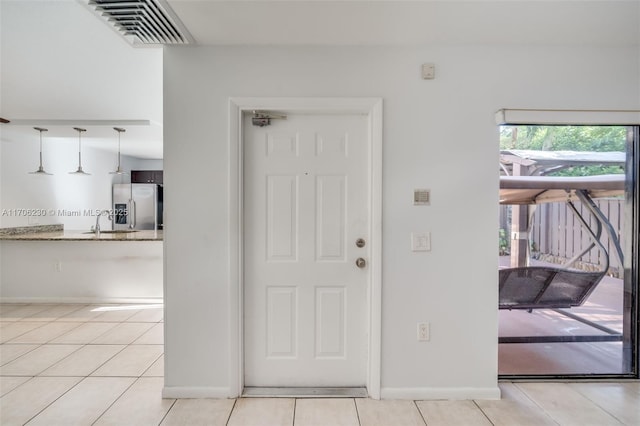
[{"x1": 1, "y1": 303, "x2": 639, "y2": 425}]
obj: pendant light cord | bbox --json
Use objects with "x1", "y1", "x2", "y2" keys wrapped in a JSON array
[
  {"x1": 111, "y1": 127, "x2": 127, "y2": 175},
  {"x1": 71, "y1": 127, "x2": 88, "y2": 174},
  {"x1": 115, "y1": 127, "x2": 124, "y2": 169},
  {"x1": 31, "y1": 127, "x2": 50, "y2": 175},
  {"x1": 39, "y1": 130, "x2": 44, "y2": 167}
]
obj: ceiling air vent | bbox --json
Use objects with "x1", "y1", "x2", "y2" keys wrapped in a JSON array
[{"x1": 88, "y1": 0, "x2": 194, "y2": 45}]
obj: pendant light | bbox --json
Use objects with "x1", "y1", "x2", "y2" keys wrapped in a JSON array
[
  {"x1": 109, "y1": 127, "x2": 128, "y2": 175},
  {"x1": 29, "y1": 127, "x2": 53, "y2": 175},
  {"x1": 69, "y1": 127, "x2": 91, "y2": 175}
]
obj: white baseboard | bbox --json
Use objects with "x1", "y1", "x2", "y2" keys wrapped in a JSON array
[
  {"x1": 381, "y1": 386, "x2": 501, "y2": 400},
  {"x1": 0, "y1": 297, "x2": 163, "y2": 304},
  {"x1": 162, "y1": 386, "x2": 232, "y2": 399}
]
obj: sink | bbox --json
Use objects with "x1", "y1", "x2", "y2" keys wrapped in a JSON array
[{"x1": 83, "y1": 230, "x2": 139, "y2": 234}]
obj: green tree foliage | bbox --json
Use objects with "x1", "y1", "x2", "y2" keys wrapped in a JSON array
[
  {"x1": 500, "y1": 125, "x2": 626, "y2": 176},
  {"x1": 500, "y1": 126, "x2": 626, "y2": 151}
]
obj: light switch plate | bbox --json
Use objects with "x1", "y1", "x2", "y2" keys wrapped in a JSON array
[
  {"x1": 422, "y1": 63, "x2": 435, "y2": 79},
  {"x1": 411, "y1": 232, "x2": 431, "y2": 252}
]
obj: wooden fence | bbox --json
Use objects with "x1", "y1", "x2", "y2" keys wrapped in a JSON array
[{"x1": 500, "y1": 199, "x2": 625, "y2": 275}]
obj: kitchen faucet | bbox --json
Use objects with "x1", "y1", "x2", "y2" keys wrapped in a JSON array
[{"x1": 93, "y1": 210, "x2": 112, "y2": 235}]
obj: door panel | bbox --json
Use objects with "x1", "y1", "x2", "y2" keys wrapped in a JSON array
[
  {"x1": 266, "y1": 286, "x2": 297, "y2": 358},
  {"x1": 315, "y1": 286, "x2": 346, "y2": 358},
  {"x1": 266, "y1": 175, "x2": 298, "y2": 261},
  {"x1": 316, "y1": 175, "x2": 347, "y2": 261},
  {"x1": 244, "y1": 113, "x2": 369, "y2": 387}
]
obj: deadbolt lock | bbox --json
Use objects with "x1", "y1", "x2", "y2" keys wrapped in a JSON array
[{"x1": 355, "y1": 238, "x2": 366, "y2": 248}]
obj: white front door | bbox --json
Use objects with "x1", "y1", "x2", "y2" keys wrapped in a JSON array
[{"x1": 244, "y1": 112, "x2": 370, "y2": 387}]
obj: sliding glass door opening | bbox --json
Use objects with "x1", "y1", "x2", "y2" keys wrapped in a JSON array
[{"x1": 498, "y1": 124, "x2": 638, "y2": 378}]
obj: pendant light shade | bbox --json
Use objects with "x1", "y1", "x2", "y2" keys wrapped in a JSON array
[
  {"x1": 29, "y1": 127, "x2": 53, "y2": 175},
  {"x1": 69, "y1": 127, "x2": 90, "y2": 175},
  {"x1": 109, "y1": 127, "x2": 128, "y2": 175}
]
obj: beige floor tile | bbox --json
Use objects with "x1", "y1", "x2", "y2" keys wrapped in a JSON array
[
  {"x1": 624, "y1": 381, "x2": 640, "y2": 395},
  {"x1": 0, "y1": 305, "x2": 56, "y2": 321},
  {"x1": 7, "y1": 322, "x2": 82, "y2": 344},
  {"x1": 55, "y1": 305, "x2": 113, "y2": 322},
  {"x1": 517, "y1": 382, "x2": 624, "y2": 426},
  {"x1": 90, "y1": 306, "x2": 144, "y2": 322},
  {"x1": 21, "y1": 304, "x2": 87, "y2": 322},
  {"x1": 142, "y1": 354, "x2": 164, "y2": 377},
  {"x1": 475, "y1": 383, "x2": 561, "y2": 426},
  {"x1": 0, "y1": 376, "x2": 30, "y2": 397},
  {"x1": 416, "y1": 400, "x2": 491, "y2": 426},
  {"x1": 570, "y1": 382, "x2": 640, "y2": 426},
  {"x1": 49, "y1": 321, "x2": 119, "y2": 344},
  {"x1": 40, "y1": 344, "x2": 125, "y2": 377},
  {"x1": 94, "y1": 377, "x2": 174, "y2": 425},
  {"x1": 356, "y1": 399, "x2": 426, "y2": 426},
  {"x1": 0, "y1": 304, "x2": 29, "y2": 316},
  {"x1": 26, "y1": 376, "x2": 135, "y2": 426},
  {"x1": 0, "y1": 344, "x2": 81, "y2": 376},
  {"x1": 0, "y1": 344, "x2": 39, "y2": 366},
  {"x1": 134, "y1": 322, "x2": 164, "y2": 344},
  {"x1": 161, "y1": 398, "x2": 236, "y2": 426},
  {"x1": 91, "y1": 344, "x2": 163, "y2": 377},
  {"x1": 126, "y1": 305, "x2": 164, "y2": 323},
  {"x1": 91, "y1": 322, "x2": 154, "y2": 344},
  {"x1": 0, "y1": 322, "x2": 47, "y2": 343},
  {"x1": 294, "y1": 398, "x2": 359, "y2": 426},
  {"x1": 227, "y1": 398, "x2": 295, "y2": 426},
  {"x1": 0, "y1": 376, "x2": 82, "y2": 426}
]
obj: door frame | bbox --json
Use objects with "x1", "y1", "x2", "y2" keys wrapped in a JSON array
[{"x1": 228, "y1": 97, "x2": 383, "y2": 398}]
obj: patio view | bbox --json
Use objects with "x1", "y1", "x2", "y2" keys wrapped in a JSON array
[{"x1": 498, "y1": 125, "x2": 632, "y2": 376}]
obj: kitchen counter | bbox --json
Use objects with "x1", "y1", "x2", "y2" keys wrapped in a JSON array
[
  {"x1": 0, "y1": 224, "x2": 163, "y2": 303},
  {"x1": 0, "y1": 225, "x2": 163, "y2": 241}
]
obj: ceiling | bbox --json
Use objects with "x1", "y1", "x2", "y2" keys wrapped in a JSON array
[
  {"x1": 170, "y1": 0, "x2": 640, "y2": 47},
  {"x1": 0, "y1": 0, "x2": 164, "y2": 159},
  {"x1": 1, "y1": 0, "x2": 638, "y2": 160}
]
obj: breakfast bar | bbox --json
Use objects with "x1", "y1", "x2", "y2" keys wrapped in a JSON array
[
  {"x1": 0, "y1": 225, "x2": 163, "y2": 303},
  {"x1": 0, "y1": 224, "x2": 163, "y2": 241}
]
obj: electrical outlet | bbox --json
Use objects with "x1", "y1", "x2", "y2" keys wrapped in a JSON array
[
  {"x1": 417, "y1": 322, "x2": 430, "y2": 341},
  {"x1": 54, "y1": 261, "x2": 62, "y2": 272}
]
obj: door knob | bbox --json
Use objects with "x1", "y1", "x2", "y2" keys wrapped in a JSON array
[{"x1": 355, "y1": 258, "x2": 366, "y2": 268}]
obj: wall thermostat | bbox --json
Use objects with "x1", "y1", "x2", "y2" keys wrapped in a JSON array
[{"x1": 414, "y1": 189, "x2": 431, "y2": 206}]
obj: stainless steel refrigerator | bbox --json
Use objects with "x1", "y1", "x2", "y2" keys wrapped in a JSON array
[{"x1": 112, "y1": 183, "x2": 163, "y2": 230}]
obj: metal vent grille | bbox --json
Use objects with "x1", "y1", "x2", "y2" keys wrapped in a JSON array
[{"x1": 88, "y1": 0, "x2": 193, "y2": 45}]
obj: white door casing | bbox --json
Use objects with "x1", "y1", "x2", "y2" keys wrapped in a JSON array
[
  {"x1": 244, "y1": 113, "x2": 368, "y2": 386},
  {"x1": 228, "y1": 97, "x2": 382, "y2": 398}
]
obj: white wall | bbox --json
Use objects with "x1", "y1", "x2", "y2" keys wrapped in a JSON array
[
  {"x1": 163, "y1": 44, "x2": 639, "y2": 399},
  {"x1": 133, "y1": 159, "x2": 164, "y2": 171}
]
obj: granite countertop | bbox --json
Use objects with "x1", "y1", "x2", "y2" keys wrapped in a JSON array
[{"x1": 0, "y1": 225, "x2": 163, "y2": 241}]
